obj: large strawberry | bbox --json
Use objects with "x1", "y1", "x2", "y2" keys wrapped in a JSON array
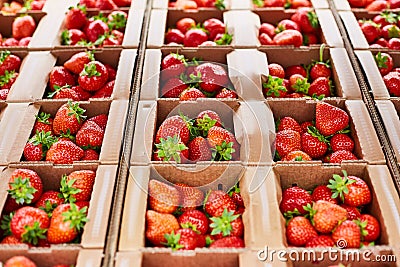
[
  {"x1": 209, "y1": 236, "x2": 244, "y2": 248},
  {"x1": 65, "y1": 5, "x2": 87, "y2": 30},
  {"x1": 204, "y1": 190, "x2": 236, "y2": 217},
  {"x1": 0, "y1": 51, "x2": 21, "y2": 76},
  {"x1": 76, "y1": 121, "x2": 104, "y2": 148},
  {"x1": 155, "y1": 115, "x2": 190, "y2": 144},
  {"x1": 146, "y1": 210, "x2": 180, "y2": 246},
  {"x1": 8, "y1": 169, "x2": 43, "y2": 205},
  {"x1": 328, "y1": 150, "x2": 357, "y2": 163},
  {"x1": 207, "y1": 126, "x2": 239, "y2": 161},
  {"x1": 49, "y1": 67, "x2": 76, "y2": 91},
  {"x1": 195, "y1": 63, "x2": 229, "y2": 93},
  {"x1": 279, "y1": 186, "x2": 312, "y2": 216},
  {"x1": 332, "y1": 220, "x2": 361, "y2": 248},
  {"x1": 291, "y1": 8, "x2": 319, "y2": 34},
  {"x1": 64, "y1": 51, "x2": 94, "y2": 74},
  {"x1": 286, "y1": 216, "x2": 318, "y2": 246},
  {"x1": 315, "y1": 102, "x2": 349, "y2": 136},
  {"x1": 35, "y1": 191, "x2": 64, "y2": 215},
  {"x1": 188, "y1": 136, "x2": 212, "y2": 161},
  {"x1": 164, "y1": 228, "x2": 200, "y2": 250},
  {"x1": 60, "y1": 170, "x2": 96, "y2": 202},
  {"x1": 78, "y1": 61, "x2": 109, "y2": 92},
  {"x1": 148, "y1": 180, "x2": 181, "y2": 214},
  {"x1": 23, "y1": 131, "x2": 57, "y2": 161},
  {"x1": 175, "y1": 183, "x2": 204, "y2": 212},
  {"x1": 310, "y1": 200, "x2": 347, "y2": 234},
  {"x1": 12, "y1": 15, "x2": 36, "y2": 40},
  {"x1": 209, "y1": 209, "x2": 244, "y2": 239},
  {"x1": 48, "y1": 85, "x2": 80, "y2": 100},
  {"x1": 178, "y1": 210, "x2": 209, "y2": 235},
  {"x1": 301, "y1": 127, "x2": 328, "y2": 159},
  {"x1": 53, "y1": 102, "x2": 86, "y2": 135},
  {"x1": 46, "y1": 140, "x2": 84, "y2": 164},
  {"x1": 308, "y1": 77, "x2": 331, "y2": 97},
  {"x1": 275, "y1": 129, "x2": 301, "y2": 158},
  {"x1": 357, "y1": 214, "x2": 380, "y2": 242}
]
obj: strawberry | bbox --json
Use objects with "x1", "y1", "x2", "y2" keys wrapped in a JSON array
[
  {"x1": 35, "y1": 191, "x2": 64, "y2": 214},
  {"x1": 305, "y1": 235, "x2": 335, "y2": 247},
  {"x1": 95, "y1": 0, "x2": 118, "y2": 10},
  {"x1": 179, "y1": 87, "x2": 206, "y2": 100},
  {"x1": 165, "y1": 228, "x2": 200, "y2": 250},
  {"x1": 366, "y1": 0, "x2": 388, "y2": 11},
  {"x1": 275, "y1": 129, "x2": 301, "y2": 158},
  {"x1": 291, "y1": 8, "x2": 319, "y2": 34},
  {"x1": 177, "y1": 18, "x2": 196, "y2": 34},
  {"x1": 207, "y1": 126, "x2": 239, "y2": 161},
  {"x1": 290, "y1": 74, "x2": 310, "y2": 94},
  {"x1": 78, "y1": 61, "x2": 109, "y2": 92},
  {"x1": 195, "y1": 63, "x2": 229, "y2": 93},
  {"x1": 53, "y1": 102, "x2": 86, "y2": 135},
  {"x1": 85, "y1": 20, "x2": 109, "y2": 43},
  {"x1": 188, "y1": 136, "x2": 212, "y2": 161},
  {"x1": 381, "y1": 24, "x2": 399, "y2": 40},
  {"x1": 12, "y1": 15, "x2": 36, "y2": 40},
  {"x1": 340, "y1": 204, "x2": 361, "y2": 220},
  {"x1": 259, "y1": 33, "x2": 274, "y2": 45},
  {"x1": 286, "y1": 216, "x2": 318, "y2": 246},
  {"x1": 210, "y1": 209, "x2": 244, "y2": 239},
  {"x1": 161, "y1": 53, "x2": 186, "y2": 80},
  {"x1": 8, "y1": 169, "x2": 43, "y2": 205},
  {"x1": 5, "y1": 256, "x2": 37, "y2": 267},
  {"x1": 87, "y1": 114, "x2": 108, "y2": 130},
  {"x1": 276, "y1": 19, "x2": 300, "y2": 33},
  {"x1": 47, "y1": 203, "x2": 88, "y2": 244},
  {"x1": 48, "y1": 85, "x2": 80, "y2": 100},
  {"x1": 277, "y1": 116, "x2": 301, "y2": 133},
  {"x1": 92, "y1": 80, "x2": 115, "y2": 98},
  {"x1": 32, "y1": 113, "x2": 53, "y2": 135},
  {"x1": 268, "y1": 63, "x2": 285, "y2": 78},
  {"x1": 389, "y1": 38, "x2": 400, "y2": 49},
  {"x1": 329, "y1": 150, "x2": 358, "y2": 163},
  {"x1": 146, "y1": 210, "x2": 180, "y2": 246},
  {"x1": 76, "y1": 120, "x2": 104, "y2": 148},
  {"x1": 196, "y1": 110, "x2": 222, "y2": 131},
  {"x1": 328, "y1": 171, "x2": 371, "y2": 207},
  {"x1": 312, "y1": 185, "x2": 337, "y2": 204},
  {"x1": 310, "y1": 200, "x2": 348, "y2": 234},
  {"x1": 279, "y1": 186, "x2": 312, "y2": 216},
  {"x1": 61, "y1": 29, "x2": 86, "y2": 45},
  {"x1": 175, "y1": 183, "x2": 204, "y2": 212},
  {"x1": 49, "y1": 67, "x2": 76, "y2": 91},
  {"x1": 10, "y1": 207, "x2": 49, "y2": 245},
  {"x1": 273, "y1": 30, "x2": 303, "y2": 47},
  {"x1": 156, "y1": 115, "x2": 190, "y2": 144},
  {"x1": 375, "y1": 52, "x2": 393, "y2": 76},
  {"x1": 0, "y1": 51, "x2": 21, "y2": 76},
  {"x1": 259, "y1": 23, "x2": 276, "y2": 38},
  {"x1": 263, "y1": 75, "x2": 287, "y2": 98},
  {"x1": 357, "y1": 214, "x2": 380, "y2": 242},
  {"x1": 65, "y1": 5, "x2": 87, "y2": 30},
  {"x1": 209, "y1": 236, "x2": 244, "y2": 248},
  {"x1": 3, "y1": 196, "x2": 23, "y2": 213},
  {"x1": 107, "y1": 11, "x2": 128, "y2": 31},
  {"x1": 161, "y1": 78, "x2": 188, "y2": 98},
  {"x1": 0, "y1": 70, "x2": 18, "y2": 89},
  {"x1": 64, "y1": 51, "x2": 94, "y2": 74},
  {"x1": 315, "y1": 102, "x2": 349, "y2": 136},
  {"x1": 383, "y1": 71, "x2": 400, "y2": 96},
  {"x1": 60, "y1": 170, "x2": 95, "y2": 202},
  {"x1": 360, "y1": 21, "x2": 381, "y2": 44},
  {"x1": 46, "y1": 140, "x2": 84, "y2": 164},
  {"x1": 285, "y1": 65, "x2": 307, "y2": 79},
  {"x1": 113, "y1": 0, "x2": 132, "y2": 6},
  {"x1": 204, "y1": 190, "x2": 236, "y2": 217},
  {"x1": 308, "y1": 77, "x2": 331, "y2": 97},
  {"x1": 303, "y1": 33, "x2": 318, "y2": 45},
  {"x1": 154, "y1": 135, "x2": 189, "y2": 163},
  {"x1": 82, "y1": 149, "x2": 99, "y2": 160},
  {"x1": 1, "y1": 235, "x2": 25, "y2": 245},
  {"x1": 215, "y1": 88, "x2": 237, "y2": 98},
  {"x1": 229, "y1": 184, "x2": 244, "y2": 208},
  {"x1": 301, "y1": 128, "x2": 328, "y2": 159},
  {"x1": 104, "y1": 64, "x2": 117, "y2": 81},
  {"x1": 79, "y1": 0, "x2": 96, "y2": 7},
  {"x1": 23, "y1": 131, "x2": 57, "y2": 161},
  {"x1": 332, "y1": 220, "x2": 361, "y2": 248},
  {"x1": 165, "y1": 29, "x2": 184, "y2": 44},
  {"x1": 282, "y1": 150, "x2": 312, "y2": 161},
  {"x1": 2, "y1": 38, "x2": 19, "y2": 46},
  {"x1": 179, "y1": 210, "x2": 209, "y2": 235},
  {"x1": 148, "y1": 180, "x2": 181, "y2": 214},
  {"x1": 331, "y1": 134, "x2": 354, "y2": 152}
]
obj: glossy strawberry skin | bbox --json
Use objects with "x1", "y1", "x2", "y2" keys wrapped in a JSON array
[
  {"x1": 184, "y1": 29, "x2": 208, "y2": 47},
  {"x1": 12, "y1": 16, "x2": 36, "y2": 40},
  {"x1": 276, "y1": 130, "x2": 301, "y2": 158},
  {"x1": 9, "y1": 168, "x2": 43, "y2": 205},
  {"x1": 35, "y1": 190, "x2": 64, "y2": 211},
  {"x1": 273, "y1": 30, "x2": 303, "y2": 47},
  {"x1": 78, "y1": 61, "x2": 109, "y2": 92},
  {"x1": 209, "y1": 236, "x2": 245, "y2": 248},
  {"x1": 85, "y1": 20, "x2": 109, "y2": 43},
  {"x1": 312, "y1": 185, "x2": 337, "y2": 204},
  {"x1": 205, "y1": 190, "x2": 236, "y2": 217},
  {"x1": 65, "y1": 7, "x2": 87, "y2": 30},
  {"x1": 148, "y1": 180, "x2": 181, "y2": 214},
  {"x1": 0, "y1": 53, "x2": 21, "y2": 76},
  {"x1": 45, "y1": 140, "x2": 84, "y2": 164},
  {"x1": 329, "y1": 150, "x2": 358, "y2": 164},
  {"x1": 277, "y1": 117, "x2": 301, "y2": 133},
  {"x1": 332, "y1": 220, "x2": 361, "y2": 248},
  {"x1": 279, "y1": 186, "x2": 312, "y2": 215},
  {"x1": 301, "y1": 132, "x2": 328, "y2": 159},
  {"x1": 179, "y1": 210, "x2": 209, "y2": 235},
  {"x1": 286, "y1": 216, "x2": 318, "y2": 246},
  {"x1": 331, "y1": 134, "x2": 355, "y2": 152},
  {"x1": 49, "y1": 67, "x2": 76, "y2": 91},
  {"x1": 10, "y1": 206, "x2": 50, "y2": 241},
  {"x1": 146, "y1": 210, "x2": 180, "y2": 246},
  {"x1": 315, "y1": 102, "x2": 349, "y2": 136},
  {"x1": 180, "y1": 88, "x2": 206, "y2": 100},
  {"x1": 161, "y1": 77, "x2": 188, "y2": 98},
  {"x1": 156, "y1": 115, "x2": 190, "y2": 144},
  {"x1": 359, "y1": 214, "x2": 380, "y2": 242},
  {"x1": 64, "y1": 52, "x2": 92, "y2": 74},
  {"x1": 76, "y1": 121, "x2": 105, "y2": 148},
  {"x1": 195, "y1": 63, "x2": 229, "y2": 93},
  {"x1": 64, "y1": 170, "x2": 96, "y2": 202},
  {"x1": 305, "y1": 235, "x2": 335, "y2": 248},
  {"x1": 175, "y1": 183, "x2": 204, "y2": 212}
]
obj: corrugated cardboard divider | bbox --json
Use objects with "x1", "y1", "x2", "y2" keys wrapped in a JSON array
[
  {"x1": 339, "y1": 11, "x2": 370, "y2": 49},
  {"x1": 0, "y1": 163, "x2": 117, "y2": 248},
  {"x1": 265, "y1": 99, "x2": 385, "y2": 164},
  {"x1": 130, "y1": 99, "x2": 273, "y2": 165},
  {"x1": 116, "y1": 251, "x2": 142, "y2": 267},
  {"x1": 332, "y1": 0, "x2": 351, "y2": 10},
  {"x1": 122, "y1": 7, "x2": 145, "y2": 48}
]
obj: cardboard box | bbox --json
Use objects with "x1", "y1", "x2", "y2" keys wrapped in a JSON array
[
  {"x1": 253, "y1": 9, "x2": 343, "y2": 48},
  {"x1": 7, "y1": 48, "x2": 137, "y2": 102},
  {"x1": 0, "y1": 248, "x2": 103, "y2": 267},
  {"x1": 265, "y1": 99, "x2": 385, "y2": 164},
  {"x1": 0, "y1": 100, "x2": 128, "y2": 165},
  {"x1": 0, "y1": 164, "x2": 117, "y2": 248},
  {"x1": 257, "y1": 46, "x2": 361, "y2": 100},
  {"x1": 140, "y1": 47, "x2": 268, "y2": 101},
  {"x1": 130, "y1": 99, "x2": 274, "y2": 164}
]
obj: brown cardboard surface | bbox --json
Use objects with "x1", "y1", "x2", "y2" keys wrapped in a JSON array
[
  {"x1": 265, "y1": 99, "x2": 385, "y2": 164},
  {"x1": 116, "y1": 251, "x2": 142, "y2": 267},
  {"x1": 339, "y1": 11, "x2": 370, "y2": 50},
  {"x1": 258, "y1": 47, "x2": 361, "y2": 99},
  {"x1": 0, "y1": 164, "x2": 117, "y2": 248},
  {"x1": 240, "y1": 251, "x2": 293, "y2": 267},
  {"x1": 130, "y1": 99, "x2": 273, "y2": 165}
]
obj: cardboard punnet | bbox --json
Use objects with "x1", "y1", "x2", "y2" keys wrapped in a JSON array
[
  {"x1": 252, "y1": 9, "x2": 343, "y2": 48},
  {"x1": 139, "y1": 48, "x2": 267, "y2": 101},
  {"x1": 0, "y1": 164, "x2": 117, "y2": 248},
  {"x1": 264, "y1": 99, "x2": 385, "y2": 164},
  {"x1": 257, "y1": 46, "x2": 361, "y2": 100},
  {"x1": 130, "y1": 99, "x2": 274, "y2": 165},
  {"x1": 1, "y1": 100, "x2": 128, "y2": 164},
  {"x1": 7, "y1": 48, "x2": 137, "y2": 102}
]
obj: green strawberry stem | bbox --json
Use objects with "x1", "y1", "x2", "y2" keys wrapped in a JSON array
[
  {"x1": 228, "y1": 183, "x2": 240, "y2": 197},
  {"x1": 61, "y1": 30, "x2": 72, "y2": 45},
  {"x1": 8, "y1": 177, "x2": 37, "y2": 205},
  {"x1": 92, "y1": 12, "x2": 107, "y2": 23},
  {"x1": 67, "y1": 101, "x2": 87, "y2": 124},
  {"x1": 284, "y1": 208, "x2": 301, "y2": 222},
  {"x1": 0, "y1": 51, "x2": 11, "y2": 64},
  {"x1": 180, "y1": 222, "x2": 200, "y2": 234},
  {"x1": 327, "y1": 170, "x2": 356, "y2": 202},
  {"x1": 209, "y1": 208, "x2": 240, "y2": 236},
  {"x1": 59, "y1": 129, "x2": 76, "y2": 142},
  {"x1": 35, "y1": 112, "x2": 51, "y2": 124},
  {"x1": 30, "y1": 130, "x2": 57, "y2": 153},
  {"x1": 212, "y1": 141, "x2": 235, "y2": 161},
  {"x1": 0, "y1": 212, "x2": 14, "y2": 236},
  {"x1": 263, "y1": 75, "x2": 287, "y2": 97},
  {"x1": 0, "y1": 70, "x2": 16, "y2": 87},
  {"x1": 59, "y1": 175, "x2": 82, "y2": 203},
  {"x1": 196, "y1": 114, "x2": 217, "y2": 137},
  {"x1": 252, "y1": 0, "x2": 264, "y2": 7},
  {"x1": 80, "y1": 62, "x2": 101, "y2": 77},
  {"x1": 307, "y1": 126, "x2": 329, "y2": 143},
  {"x1": 215, "y1": 33, "x2": 233, "y2": 46},
  {"x1": 48, "y1": 84, "x2": 71, "y2": 98},
  {"x1": 163, "y1": 231, "x2": 184, "y2": 250},
  {"x1": 375, "y1": 52, "x2": 389, "y2": 69},
  {"x1": 292, "y1": 77, "x2": 310, "y2": 95},
  {"x1": 21, "y1": 221, "x2": 47, "y2": 245},
  {"x1": 354, "y1": 219, "x2": 369, "y2": 240},
  {"x1": 308, "y1": 11, "x2": 320, "y2": 30},
  {"x1": 62, "y1": 203, "x2": 88, "y2": 231},
  {"x1": 39, "y1": 201, "x2": 59, "y2": 217},
  {"x1": 214, "y1": 0, "x2": 226, "y2": 10},
  {"x1": 155, "y1": 135, "x2": 188, "y2": 163},
  {"x1": 303, "y1": 203, "x2": 316, "y2": 224},
  {"x1": 108, "y1": 13, "x2": 127, "y2": 30}
]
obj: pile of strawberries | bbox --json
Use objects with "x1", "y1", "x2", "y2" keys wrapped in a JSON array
[
  {"x1": 281, "y1": 170, "x2": 380, "y2": 248},
  {"x1": 374, "y1": 52, "x2": 400, "y2": 96},
  {"x1": 146, "y1": 180, "x2": 245, "y2": 249},
  {"x1": 359, "y1": 11, "x2": 400, "y2": 50},
  {"x1": 61, "y1": 5, "x2": 127, "y2": 47},
  {"x1": 349, "y1": 0, "x2": 399, "y2": 11},
  {"x1": 168, "y1": 0, "x2": 225, "y2": 9},
  {"x1": 160, "y1": 53, "x2": 237, "y2": 100},
  {"x1": 153, "y1": 110, "x2": 240, "y2": 162},
  {"x1": 253, "y1": 0, "x2": 312, "y2": 8},
  {"x1": 79, "y1": 0, "x2": 131, "y2": 9},
  {"x1": 47, "y1": 51, "x2": 116, "y2": 100},
  {"x1": 23, "y1": 102, "x2": 108, "y2": 163},
  {"x1": 258, "y1": 8, "x2": 320, "y2": 47},
  {"x1": 275, "y1": 102, "x2": 358, "y2": 163},
  {"x1": 0, "y1": 168, "x2": 94, "y2": 246},
  {"x1": 264, "y1": 47, "x2": 334, "y2": 98},
  {"x1": 2, "y1": 255, "x2": 70, "y2": 267},
  {"x1": 1, "y1": 0, "x2": 45, "y2": 14},
  {"x1": 0, "y1": 15, "x2": 37, "y2": 47},
  {"x1": 165, "y1": 17, "x2": 232, "y2": 47},
  {"x1": 0, "y1": 51, "x2": 21, "y2": 100}
]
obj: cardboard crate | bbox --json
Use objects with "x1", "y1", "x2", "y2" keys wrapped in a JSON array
[
  {"x1": 0, "y1": 100, "x2": 128, "y2": 165},
  {"x1": 140, "y1": 47, "x2": 268, "y2": 101},
  {"x1": 252, "y1": 9, "x2": 343, "y2": 48},
  {"x1": 267, "y1": 163, "x2": 400, "y2": 267},
  {"x1": 0, "y1": 248, "x2": 103, "y2": 267},
  {"x1": 7, "y1": 48, "x2": 137, "y2": 102},
  {"x1": 265, "y1": 99, "x2": 385, "y2": 164},
  {"x1": 130, "y1": 99, "x2": 274, "y2": 165},
  {"x1": 0, "y1": 164, "x2": 117, "y2": 249}
]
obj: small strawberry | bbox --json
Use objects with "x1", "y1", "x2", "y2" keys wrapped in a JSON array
[
  {"x1": 175, "y1": 183, "x2": 204, "y2": 212},
  {"x1": 154, "y1": 135, "x2": 189, "y2": 163},
  {"x1": 310, "y1": 200, "x2": 347, "y2": 234},
  {"x1": 210, "y1": 209, "x2": 244, "y2": 239},
  {"x1": 71, "y1": 85, "x2": 92, "y2": 101},
  {"x1": 35, "y1": 191, "x2": 64, "y2": 215},
  {"x1": 146, "y1": 210, "x2": 180, "y2": 246},
  {"x1": 107, "y1": 10, "x2": 127, "y2": 31},
  {"x1": 312, "y1": 185, "x2": 338, "y2": 204},
  {"x1": 8, "y1": 169, "x2": 43, "y2": 205},
  {"x1": 282, "y1": 150, "x2": 312, "y2": 161},
  {"x1": 0, "y1": 70, "x2": 18, "y2": 89},
  {"x1": 92, "y1": 80, "x2": 115, "y2": 98},
  {"x1": 330, "y1": 134, "x2": 354, "y2": 152},
  {"x1": 184, "y1": 29, "x2": 209, "y2": 47},
  {"x1": 204, "y1": 190, "x2": 236, "y2": 217},
  {"x1": 279, "y1": 186, "x2": 312, "y2": 217},
  {"x1": 85, "y1": 20, "x2": 109, "y2": 43},
  {"x1": 229, "y1": 184, "x2": 244, "y2": 208},
  {"x1": 65, "y1": 5, "x2": 87, "y2": 30},
  {"x1": 309, "y1": 45, "x2": 331, "y2": 80},
  {"x1": 215, "y1": 88, "x2": 238, "y2": 98},
  {"x1": 383, "y1": 71, "x2": 400, "y2": 96},
  {"x1": 329, "y1": 150, "x2": 358, "y2": 163},
  {"x1": 209, "y1": 236, "x2": 244, "y2": 248},
  {"x1": 300, "y1": 121, "x2": 314, "y2": 134},
  {"x1": 12, "y1": 15, "x2": 36, "y2": 40},
  {"x1": 195, "y1": 63, "x2": 229, "y2": 93},
  {"x1": 277, "y1": 116, "x2": 301, "y2": 133},
  {"x1": 165, "y1": 29, "x2": 184, "y2": 44},
  {"x1": 161, "y1": 77, "x2": 188, "y2": 98},
  {"x1": 290, "y1": 74, "x2": 310, "y2": 95},
  {"x1": 76, "y1": 121, "x2": 105, "y2": 148},
  {"x1": 23, "y1": 130, "x2": 57, "y2": 161},
  {"x1": 87, "y1": 114, "x2": 108, "y2": 130},
  {"x1": 305, "y1": 235, "x2": 335, "y2": 247},
  {"x1": 188, "y1": 136, "x2": 212, "y2": 161},
  {"x1": 285, "y1": 65, "x2": 307, "y2": 79},
  {"x1": 164, "y1": 228, "x2": 200, "y2": 250},
  {"x1": 268, "y1": 63, "x2": 285, "y2": 78},
  {"x1": 104, "y1": 64, "x2": 116, "y2": 81},
  {"x1": 49, "y1": 66, "x2": 76, "y2": 91},
  {"x1": 315, "y1": 102, "x2": 349, "y2": 136},
  {"x1": 179, "y1": 210, "x2": 209, "y2": 235},
  {"x1": 207, "y1": 126, "x2": 239, "y2": 161},
  {"x1": 46, "y1": 140, "x2": 84, "y2": 164},
  {"x1": 286, "y1": 216, "x2": 318, "y2": 246},
  {"x1": 357, "y1": 214, "x2": 380, "y2": 242},
  {"x1": 263, "y1": 75, "x2": 287, "y2": 98},
  {"x1": 60, "y1": 170, "x2": 96, "y2": 202},
  {"x1": 308, "y1": 77, "x2": 332, "y2": 98},
  {"x1": 64, "y1": 51, "x2": 94, "y2": 74},
  {"x1": 53, "y1": 101, "x2": 86, "y2": 135},
  {"x1": 332, "y1": 220, "x2": 361, "y2": 248},
  {"x1": 48, "y1": 85, "x2": 80, "y2": 100},
  {"x1": 301, "y1": 127, "x2": 328, "y2": 159},
  {"x1": 340, "y1": 204, "x2": 361, "y2": 220},
  {"x1": 78, "y1": 61, "x2": 109, "y2": 92},
  {"x1": 61, "y1": 29, "x2": 86, "y2": 45},
  {"x1": 375, "y1": 52, "x2": 393, "y2": 76},
  {"x1": 275, "y1": 129, "x2": 301, "y2": 158},
  {"x1": 179, "y1": 87, "x2": 206, "y2": 100},
  {"x1": 148, "y1": 180, "x2": 181, "y2": 214},
  {"x1": 156, "y1": 115, "x2": 190, "y2": 144},
  {"x1": 4, "y1": 256, "x2": 37, "y2": 267},
  {"x1": 82, "y1": 149, "x2": 99, "y2": 160}
]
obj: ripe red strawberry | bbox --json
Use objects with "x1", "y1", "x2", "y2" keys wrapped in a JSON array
[
  {"x1": 315, "y1": 102, "x2": 349, "y2": 136},
  {"x1": 259, "y1": 33, "x2": 274, "y2": 45},
  {"x1": 95, "y1": 0, "x2": 118, "y2": 9},
  {"x1": 104, "y1": 64, "x2": 116, "y2": 81},
  {"x1": 358, "y1": 214, "x2": 380, "y2": 242},
  {"x1": 285, "y1": 65, "x2": 307, "y2": 79},
  {"x1": 331, "y1": 133, "x2": 354, "y2": 152},
  {"x1": 179, "y1": 210, "x2": 209, "y2": 235},
  {"x1": 229, "y1": 184, "x2": 244, "y2": 208},
  {"x1": 273, "y1": 30, "x2": 303, "y2": 47},
  {"x1": 279, "y1": 186, "x2": 312, "y2": 216},
  {"x1": 8, "y1": 168, "x2": 43, "y2": 205},
  {"x1": 165, "y1": 29, "x2": 184, "y2": 44},
  {"x1": 209, "y1": 236, "x2": 244, "y2": 248},
  {"x1": 188, "y1": 136, "x2": 212, "y2": 161},
  {"x1": 332, "y1": 220, "x2": 361, "y2": 248},
  {"x1": 32, "y1": 114, "x2": 53, "y2": 134},
  {"x1": 196, "y1": 110, "x2": 222, "y2": 130},
  {"x1": 23, "y1": 131, "x2": 57, "y2": 161},
  {"x1": 291, "y1": 8, "x2": 319, "y2": 34},
  {"x1": 300, "y1": 121, "x2": 314, "y2": 134},
  {"x1": 0, "y1": 51, "x2": 20, "y2": 76},
  {"x1": 1, "y1": 235, "x2": 25, "y2": 245},
  {"x1": 164, "y1": 228, "x2": 200, "y2": 250},
  {"x1": 210, "y1": 209, "x2": 244, "y2": 239},
  {"x1": 329, "y1": 150, "x2": 358, "y2": 163},
  {"x1": 60, "y1": 170, "x2": 95, "y2": 202},
  {"x1": 383, "y1": 71, "x2": 400, "y2": 96},
  {"x1": 311, "y1": 200, "x2": 348, "y2": 234},
  {"x1": 308, "y1": 77, "x2": 331, "y2": 97},
  {"x1": 156, "y1": 115, "x2": 190, "y2": 144},
  {"x1": 35, "y1": 190, "x2": 64, "y2": 214},
  {"x1": 303, "y1": 33, "x2": 318, "y2": 45},
  {"x1": 92, "y1": 80, "x2": 115, "y2": 98},
  {"x1": 161, "y1": 53, "x2": 186, "y2": 80},
  {"x1": 176, "y1": 18, "x2": 196, "y2": 34},
  {"x1": 215, "y1": 88, "x2": 238, "y2": 98},
  {"x1": 12, "y1": 15, "x2": 36, "y2": 40},
  {"x1": 49, "y1": 67, "x2": 76, "y2": 91},
  {"x1": 46, "y1": 140, "x2": 84, "y2": 164},
  {"x1": 340, "y1": 204, "x2": 361, "y2": 220},
  {"x1": 85, "y1": 20, "x2": 109, "y2": 43},
  {"x1": 78, "y1": 61, "x2": 109, "y2": 92},
  {"x1": 259, "y1": 22, "x2": 276, "y2": 38},
  {"x1": 4, "y1": 256, "x2": 37, "y2": 267},
  {"x1": 65, "y1": 5, "x2": 87, "y2": 30},
  {"x1": 275, "y1": 129, "x2": 301, "y2": 158},
  {"x1": 0, "y1": 70, "x2": 17, "y2": 89},
  {"x1": 204, "y1": 190, "x2": 236, "y2": 217},
  {"x1": 61, "y1": 29, "x2": 86, "y2": 45},
  {"x1": 48, "y1": 85, "x2": 80, "y2": 100},
  {"x1": 286, "y1": 216, "x2": 318, "y2": 246},
  {"x1": 53, "y1": 102, "x2": 86, "y2": 135},
  {"x1": 328, "y1": 171, "x2": 371, "y2": 207},
  {"x1": 305, "y1": 235, "x2": 335, "y2": 247},
  {"x1": 10, "y1": 207, "x2": 49, "y2": 245},
  {"x1": 107, "y1": 11, "x2": 128, "y2": 31},
  {"x1": 47, "y1": 203, "x2": 88, "y2": 244},
  {"x1": 277, "y1": 116, "x2": 301, "y2": 133},
  {"x1": 381, "y1": 24, "x2": 400, "y2": 40},
  {"x1": 79, "y1": 0, "x2": 96, "y2": 7},
  {"x1": 301, "y1": 131, "x2": 328, "y2": 159},
  {"x1": 148, "y1": 180, "x2": 181, "y2": 214},
  {"x1": 184, "y1": 29, "x2": 209, "y2": 47},
  {"x1": 86, "y1": 114, "x2": 108, "y2": 130},
  {"x1": 282, "y1": 150, "x2": 312, "y2": 161},
  {"x1": 195, "y1": 63, "x2": 229, "y2": 93},
  {"x1": 207, "y1": 126, "x2": 239, "y2": 161},
  {"x1": 360, "y1": 21, "x2": 381, "y2": 44},
  {"x1": 268, "y1": 63, "x2": 285, "y2": 78},
  {"x1": 375, "y1": 52, "x2": 393, "y2": 76},
  {"x1": 76, "y1": 121, "x2": 105, "y2": 148},
  {"x1": 64, "y1": 51, "x2": 94, "y2": 74},
  {"x1": 276, "y1": 19, "x2": 300, "y2": 33},
  {"x1": 146, "y1": 210, "x2": 180, "y2": 246},
  {"x1": 312, "y1": 185, "x2": 337, "y2": 204},
  {"x1": 82, "y1": 149, "x2": 99, "y2": 160},
  {"x1": 175, "y1": 183, "x2": 204, "y2": 212},
  {"x1": 2, "y1": 38, "x2": 19, "y2": 46},
  {"x1": 161, "y1": 77, "x2": 188, "y2": 98},
  {"x1": 263, "y1": 75, "x2": 287, "y2": 97},
  {"x1": 179, "y1": 87, "x2": 205, "y2": 100}
]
